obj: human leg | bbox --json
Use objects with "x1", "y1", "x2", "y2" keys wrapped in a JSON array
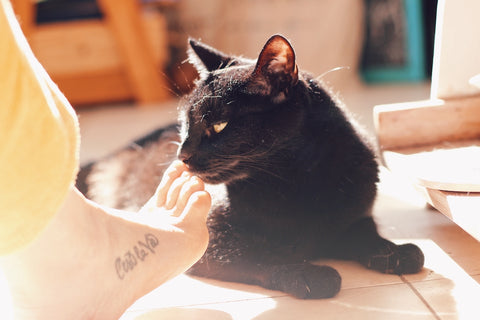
[{"x1": 1, "y1": 161, "x2": 211, "y2": 320}]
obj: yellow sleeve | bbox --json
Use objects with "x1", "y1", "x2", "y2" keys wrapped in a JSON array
[{"x1": 0, "y1": 0, "x2": 79, "y2": 254}]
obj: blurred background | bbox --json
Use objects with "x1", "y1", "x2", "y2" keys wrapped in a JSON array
[
  {"x1": 12, "y1": 0, "x2": 437, "y2": 106},
  {"x1": 10, "y1": 0, "x2": 438, "y2": 164}
]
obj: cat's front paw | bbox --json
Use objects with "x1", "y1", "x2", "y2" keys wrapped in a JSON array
[
  {"x1": 395, "y1": 243, "x2": 424, "y2": 274},
  {"x1": 267, "y1": 263, "x2": 341, "y2": 299},
  {"x1": 365, "y1": 242, "x2": 424, "y2": 275}
]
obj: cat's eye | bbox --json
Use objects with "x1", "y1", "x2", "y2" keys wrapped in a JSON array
[{"x1": 213, "y1": 121, "x2": 228, "y2": 134}]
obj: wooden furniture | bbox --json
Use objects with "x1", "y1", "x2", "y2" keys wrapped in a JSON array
[
  {"x1": 375, "y1": 0, "x2": 480, "y2": 241},
  {"x1": 12, "y1": 0, "x2": 170, "y2": 106}
]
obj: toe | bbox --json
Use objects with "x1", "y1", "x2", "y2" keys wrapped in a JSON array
[
  {"x1": 180, "y1": 190, "x2": 211, "y2": 223},
  {"x1": 174, "y1": 176, "x2": 206, "y2": 216},
  {"x1": 165, "y1": 175, "x2": 191, "y2": 210},
  {"x1": 396, "y1": 243, "x2": 425, "y2": 274},
  {"x1": 156, "y1": 160, "x2": 188, "y2": 207}
]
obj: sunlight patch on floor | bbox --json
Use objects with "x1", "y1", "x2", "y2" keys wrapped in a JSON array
[{"x1": 397, "y1": 238, "x2": 480, "y2": 320}]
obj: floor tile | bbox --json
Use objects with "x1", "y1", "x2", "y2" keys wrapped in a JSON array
[
  {"x1": 123, "y1": 283, "x2": 436, "y2": 320},
  {"x1": 78, "y1": 101, "x2": 178, "y2": 165},
  {"x1": 402, "y1": 241, "x2": 480, "y2": 319},
  {"x1": 263, "y1": 284, "x2": 436, "y2": 320},
  {"x1": 123, "y1": 274, "x2": 285, "y2": 314},
  {"x1": 401, "y1": 239, "x2": 478, "y2": 284},
  {"x1": 122, "y1": 258, "x2": 411, "y2": 319},
  {"x1": 123, "y1": 298, "x2": 277, "y2": 320},
  {"x1": 124, "y1": 260, "x2": 407, "y2": 315},
  {"x1": 410, "y1": 278, "x2": 480, "y2": 320},
  {"x1": 312, "y1": 259, "x2": 404, "y2": 289}
]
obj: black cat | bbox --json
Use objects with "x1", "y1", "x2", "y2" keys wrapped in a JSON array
[{"x1": 79, "y1": 35, "x2": 424, "y2": 299}]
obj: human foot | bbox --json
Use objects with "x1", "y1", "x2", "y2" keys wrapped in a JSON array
[{"x1": 0, "y1": 161, "x2": 211, "y2": 320}]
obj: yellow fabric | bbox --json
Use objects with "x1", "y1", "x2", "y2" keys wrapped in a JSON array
[{"x1": 0, "y1": 0, "x2": 79, "y2": 254}]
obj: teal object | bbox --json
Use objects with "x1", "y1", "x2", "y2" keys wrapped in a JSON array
[{"x1": 362, "y1": 0, "x2": 426, "y2": 83}]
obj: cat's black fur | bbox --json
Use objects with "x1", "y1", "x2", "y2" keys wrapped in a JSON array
[{"x1": 78, "y1": 35, "x2": 424, "y2": 299}]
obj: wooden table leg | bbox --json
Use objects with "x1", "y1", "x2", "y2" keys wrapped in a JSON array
[{"x1": 97, "y1": 0, "x2": 170, "y2": 104}]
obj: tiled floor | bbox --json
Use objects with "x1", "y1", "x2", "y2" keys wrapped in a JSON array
[{"x1": 4, "y1": 82, "x2": 479, "y2": 319}]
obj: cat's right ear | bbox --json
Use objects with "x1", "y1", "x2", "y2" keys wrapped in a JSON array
[{"x1": 188, "y1": 39, "x2": 233, "y2": 76}]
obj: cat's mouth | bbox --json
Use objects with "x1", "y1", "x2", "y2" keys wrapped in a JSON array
[
  {"x1": 195, "y1": 171, "x2": 249, "y2": 185},
  {"x1": 195, "y1": 171, "x2": 229, "y2": 184},
  {"x1": 186, "y1": 160, "x2": 248, "y2": 185}
]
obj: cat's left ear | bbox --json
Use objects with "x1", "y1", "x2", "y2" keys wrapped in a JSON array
[
  {"x1": 188, "y1": 38, "x2": 233, "y2": 76},
  {"x1": 250, "y1": 35, "x2": 299, "y2": 101}
]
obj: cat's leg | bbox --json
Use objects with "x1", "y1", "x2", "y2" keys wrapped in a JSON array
[
  {"x1": 188, "y1": 245, "x2": 341, "y2": 299},
  {"x1": 333, "y1": 217, "x2": 424, "y2": 274},
  {"x1": 263, "y1": 262, "x2": 341, "y2": 299}
]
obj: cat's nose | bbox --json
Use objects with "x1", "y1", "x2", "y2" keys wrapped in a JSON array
[
  {"x1": 178, "y1": 138, "x2": 197, "y2": 166},
  {"x1": 180, "y1": 157, "x2": 190, "y2": 165},
  {"x1": 178, "y1": 150, "x2": 192, "y2": 165}
]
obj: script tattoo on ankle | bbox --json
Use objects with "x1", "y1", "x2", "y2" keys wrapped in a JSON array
[{"x1": 115, "y1": 233, "x2": 159, "y2": 280}]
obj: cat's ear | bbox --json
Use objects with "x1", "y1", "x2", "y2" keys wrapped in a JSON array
[
  {"x1": 188, "y1": 38, "x2": 233, "y2": 75},
  {"x1": 249, "y1": 35, "x2": 299, "y2": 101}
]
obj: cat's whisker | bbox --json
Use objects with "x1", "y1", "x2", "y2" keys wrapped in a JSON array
[
  {"x1": 242, "y1": 162, "x2": 289, "y2": 183},
  {"x1": 168, "y1": 140, "x2": 182, "y2": 147},
  {"x1": 225, "y1": 59, "x2": 237, "y2": 69},
  {"x1": 211, "y1": 149, "x2": 290, "y2": 183},
  {"x1": 315, "y1": 66, "x2": 351, "y2": 81},
  {"x1": 161, "y1": 85, "x2": 183, "y2": 99},
  {"x1": 176, "y1": 64, "x2": 194, "y2": 92},
  {"x1": 155, "y1": 71, "x2": 184, "y2": 98}
]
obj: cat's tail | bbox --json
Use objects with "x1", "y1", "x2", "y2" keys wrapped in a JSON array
[{"x1": 74, "y1": 123, "x2": 181, "y2": 198}]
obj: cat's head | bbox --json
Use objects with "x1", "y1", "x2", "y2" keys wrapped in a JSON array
[{"x1": 178, "y1": 35, "x2": 305, "y2": 184}]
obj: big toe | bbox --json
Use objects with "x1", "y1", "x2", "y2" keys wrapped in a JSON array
[{"x1": 180, "y1": 190, "x2": 211, "y2": 223}]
